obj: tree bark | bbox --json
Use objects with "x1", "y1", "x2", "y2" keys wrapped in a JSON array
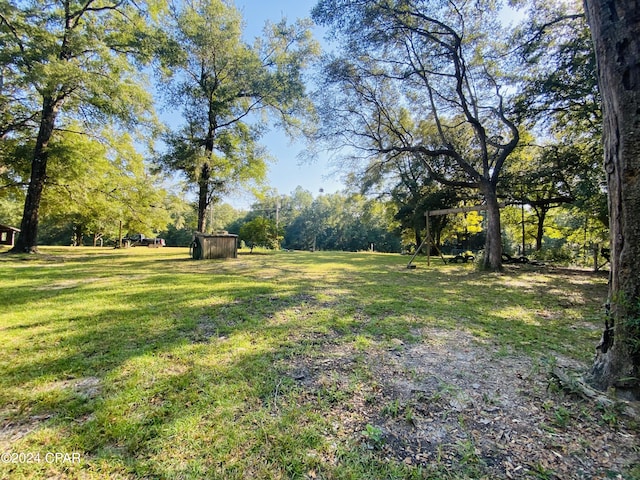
[
  {"x1": 480, "y1": 179, "x2": 503, "y2": 271},
  {"x1": 585, "y1": 0, "x2": 640, "y2": 400},
  {"x1": 414, "y1": 231, "x2": 422, "y2": 252},
  {"x1": 197, "y1": 163, "x2": 210, "y2": 234},
  {"x1": 10, "y1": 96, "x2": 61, "y2": 253}
]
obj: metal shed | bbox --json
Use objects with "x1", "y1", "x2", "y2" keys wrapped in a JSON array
[{"x1": 191, "y1": 233, "x2": 238, "y2": 260}]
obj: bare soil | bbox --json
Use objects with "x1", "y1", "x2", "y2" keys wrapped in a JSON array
[
  {"x1": 0, "y1": 377, "x2": 101, "y2": 450},
  {"x1": 289, "y1": 328, "x2": 640, "y2": 479}
]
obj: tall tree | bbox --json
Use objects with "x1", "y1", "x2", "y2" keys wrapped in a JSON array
[
  {"x1": 312, "y1": 0, "x2": 520, "y2": 270},
  {"x1": 503, "y1": 142, "x2": 586, "y2": 251},
  {"x1": 158, "y1": 0, "x2": 319, "y2": 233},
  {"x1": 1, "y1": 0, "x2": 164, "y2": 253},
  {"x1": 584, "y1": 0, "x2": 640, "y2": 400}
]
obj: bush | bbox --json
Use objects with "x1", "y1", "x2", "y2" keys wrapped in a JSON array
[{"x1": 531, "y1": 246, "x2": 574, "y2": 264}]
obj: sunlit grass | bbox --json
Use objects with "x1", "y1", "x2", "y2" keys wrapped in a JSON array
[{"x1": 0, "y1": 246, "x2": 608, "y2": 478}]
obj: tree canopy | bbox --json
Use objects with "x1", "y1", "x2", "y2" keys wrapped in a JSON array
[
  {"x1": 311, "y1": 0, "x2": 521, "y2": 270},
  {"x1": 1, "y1": 0, "x2": 166, "y2": 252}
]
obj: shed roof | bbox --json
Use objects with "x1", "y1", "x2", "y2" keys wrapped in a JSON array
[
  {"x1": 0, "y1": 224, "x2": 20, "y2": 232},
  {"x1": 195, "y1": 233, "x2": 238, "y2": 238}
]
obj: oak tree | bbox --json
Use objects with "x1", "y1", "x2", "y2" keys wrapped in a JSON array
[
  {"x1": 312, "y1": 0, "x2": 520, "y2": 270},
  {"x1": 584, "y1": 0, "x2": 640, "y2": 400}
]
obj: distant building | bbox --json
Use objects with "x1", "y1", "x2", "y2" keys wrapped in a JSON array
[{"x1": 0, "y1": 224, "x2": 20, "y2": 247}]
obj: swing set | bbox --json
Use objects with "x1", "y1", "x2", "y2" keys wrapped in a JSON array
[
  {"x1": 407, "y1": 202, "x2": 605, "y2": 270},
  {"x1": 406, "y1": 203, "x2": 505, "y2": 268}
]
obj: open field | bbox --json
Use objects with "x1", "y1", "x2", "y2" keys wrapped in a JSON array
[{"x1": 0, "y1": 247, "x2": 638, "y2": 479}]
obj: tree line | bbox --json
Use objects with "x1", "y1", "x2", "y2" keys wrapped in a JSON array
[{"x1": 224, "y1": 187, "x2": 604, "y2": 263}]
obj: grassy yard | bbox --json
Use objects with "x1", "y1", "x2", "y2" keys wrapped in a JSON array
[{"x1": 0, "y1": 247, "x2": 636, "y2": 479}]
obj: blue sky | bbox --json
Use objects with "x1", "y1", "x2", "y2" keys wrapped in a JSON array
[{"x1": 228, "y1": 0, "x2": 343, "y2": 208}]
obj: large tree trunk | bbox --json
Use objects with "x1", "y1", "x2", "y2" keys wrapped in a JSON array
[
  {"x1": 197, "y1": 163, "x2": 210, "y2": 234},
  {"x1": 11, "y1": 96, "x2": 61, "y2": 253},
  {"x1": 414, "y1": 231, "x2": 422, "y2": 252},
  {"x1": 480, "y1": 179, "x2": 503, "y2": 271},
  {"x1": 197, "y1": 108, "x2": 217, "y2": 234},
  {"x1": 585, "y1": 0, "x2": 640, "y2": 400}
]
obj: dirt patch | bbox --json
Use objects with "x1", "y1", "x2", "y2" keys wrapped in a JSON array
[
  {"x1": 0, "y1": 377, "x2": 101, "y2": 449},
  {"x1": 287, "y1": 329, "x2": 639, "y2": 479}
]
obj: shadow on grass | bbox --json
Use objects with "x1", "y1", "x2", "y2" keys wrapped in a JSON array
[{"x1": 0, "y1": 250, "x2": 608, "y2": 478}]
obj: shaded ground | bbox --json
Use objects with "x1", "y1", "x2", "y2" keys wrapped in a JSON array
[
  {"x1": 1, "y1": 250, "x2": 637, "y2": 479},
  {"x1": 287, "y1": 328, "x2": 639, "y2": 479}
]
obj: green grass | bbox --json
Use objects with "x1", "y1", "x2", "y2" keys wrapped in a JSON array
[{"x1": 0, "y1": 247, "x2": 608, "y2": 479}]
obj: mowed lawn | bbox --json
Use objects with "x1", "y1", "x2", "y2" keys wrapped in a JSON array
[{"x1": 0, "y1": 247, "x2": 611, "y2": 479}]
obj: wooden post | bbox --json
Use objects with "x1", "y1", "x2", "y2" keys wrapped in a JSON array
[
  {"x1": 521, "y1": 201, "x2": 526, "y2": 257},
  {"x1": 426, "y1": 211, "x2": 431, "y2": 266}
]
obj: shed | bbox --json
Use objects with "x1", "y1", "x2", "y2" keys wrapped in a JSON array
[
  {"x1": 191, "y1": 233, "x2": 238, "y2": 260},
  {"x1": 0, "y1": 224, "x2": 20, "y2": 247}
]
